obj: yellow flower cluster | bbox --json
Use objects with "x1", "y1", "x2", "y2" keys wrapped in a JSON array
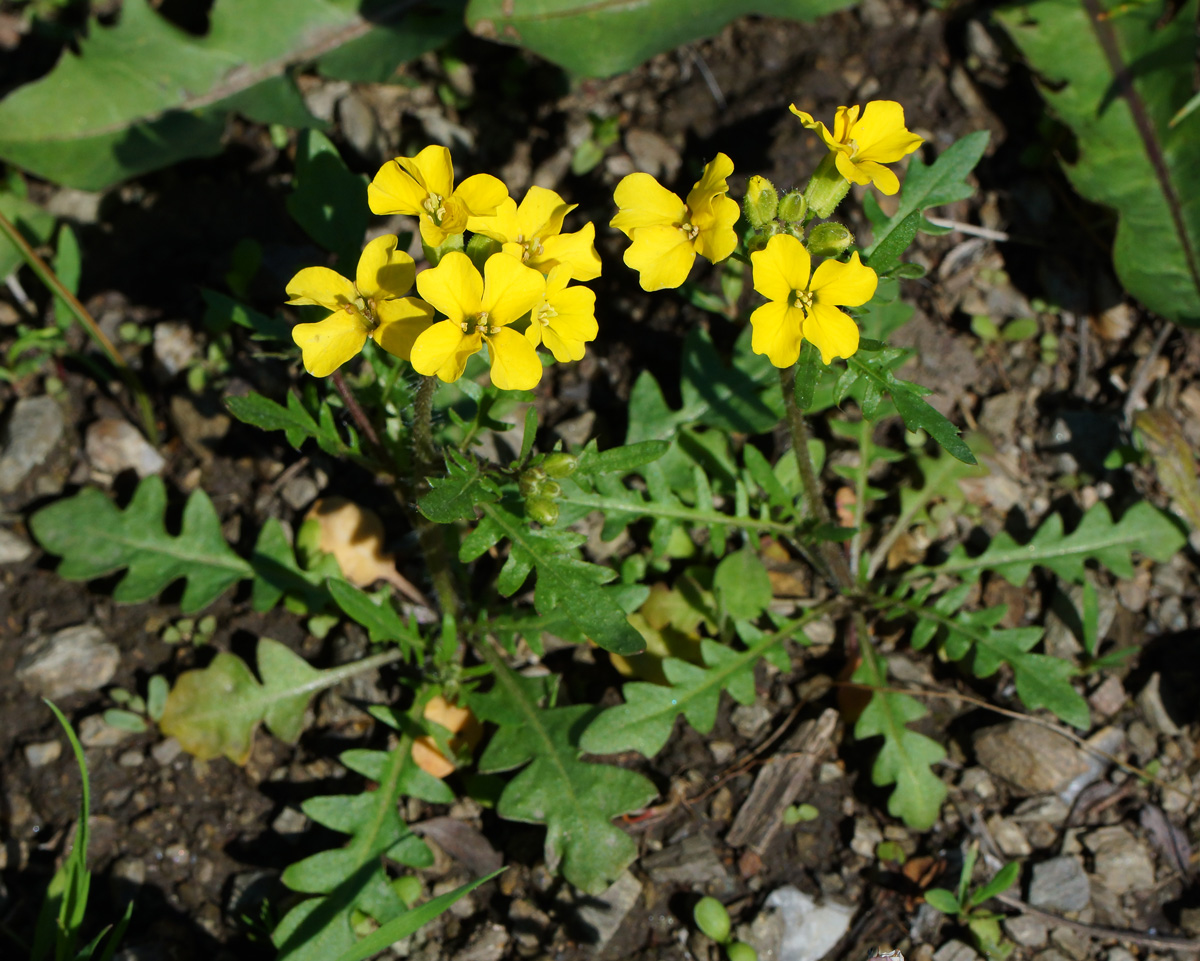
[{"x1": 286, "y1": 146, "x2": 600, "y2": 391}]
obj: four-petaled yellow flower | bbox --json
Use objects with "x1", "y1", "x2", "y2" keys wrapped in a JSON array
[
  {"x1": 610, "y1": 153, "x2": 740, "y2": 291},
  {"x1": 525, "y1": 267, "x2": 598, "y2": 363},
  {"x1": 411, "y1": 251, "x2": 547, "y2": 391},
  {"x1": 749, "y1": 234, "x2": 878, "y2": 367},
  {"x1": 286, "y1": 234, "x2": 434, "y2": 378},
  {"x1": 789, "y1": 101, "x2": 924, "y2": 196},
  {"x1": 368, "y1": 145, "x2": 508, "y2": 248},
  {"x1": 468, "y1": 186, "x2": 602, "y2": 281}
]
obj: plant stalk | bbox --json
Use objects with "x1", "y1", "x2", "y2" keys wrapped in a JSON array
[
  {"x1": 411, "y1": 375, "x2": 461, "y2": 618},
  {"x1": 0, "y1": 209, "x2": 158, "y2": 444},
  {"x1": 782, "y1": 365, "x2": 854, "y2": 591}
]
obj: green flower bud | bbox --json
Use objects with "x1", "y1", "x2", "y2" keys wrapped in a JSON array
[
  {"x1": 541, "y1": 480, "x2": 562, "y2": 498},
  {"x1": 777, "y1": 189, "x2": 808, "y2": 223},
  {"x1": 518, "y1": 467, "x2": 546, "y2": 496},
  {"x1": 525, "y1": 496, "x2": 559, "y2": 526},
  {"x1": 742, "y1": 176, "x2": 779, "y2": 229},
  {"x1": 806, "y1": 222, "x2": 854, "y2": 259},
  {"x1": 542, "y1": 452, "x2": 579, "y2": 478},
  {"x1": 694, "y1": 897, "x2": 732, "y2": 944},
  {"x1": 728, "y1": 943, "x2": 758, "y2": 961},
  {"x1": 744, "y1": 223, "x2": 779, "y2": 252},
  {"x1": 802, "y1": 152, "x2": 852, "y2": 219}
]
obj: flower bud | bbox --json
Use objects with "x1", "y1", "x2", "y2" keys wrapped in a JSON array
[
  {"x1": 807, "y1": 222, "x2": 854, "y2": 258},
  {"x1": 540, "y1": 480, "x2": 562, "y2": 498},
  {"x1": 802, "y1": 153, "x2": 851, "y2": 218},
  {"x1": 525, "y1": 496, "x2": 559, "y2": 526},
  {"x1": 466, "y1": 233, "x2": 502, "y2": 272},
  {"x1": 777, "y1": 189, "x2": 808, "y2": 223},
  {"x1": 518, "y1": 467, "x2": 546, "y2": 496},
  {"x1": 742, "y1": 176, "x2": 778, "y2": 229},
  {"x1": 744, "y1": 223, "x2": 779, "y2": 252},
  {"x1": 542, "y1": 452, "x2": 579, "y2": 478}
]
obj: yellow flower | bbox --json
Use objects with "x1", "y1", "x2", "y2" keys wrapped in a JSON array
[
  {"x1": 610, "y1": 153, "x2": 740, "y2": 291},
  {"x1": 467, "y1": 186, "x2": 602, "y2": 281},
  {"x1": 789, "y1": 101, "x2": 924, "y2": 196},
  {"x1": 525, "y1": 266, "x2": 598, "y2": 363},
  {"x1": 286, "y1": 234, "x2": 434, "y2": 377},
  {"x1": 411, "y1": 251, "x2": 546, "y2": 391},
  {"x1": 368, "y1": 145, "x2": 508, "y2": 248},
  {"x1": 748, "y1": 234, "x2": 877, "y2": 366}
]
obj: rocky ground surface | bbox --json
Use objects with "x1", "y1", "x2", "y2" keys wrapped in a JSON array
[{"x1": 1, "y1": 4, "x2": 1199, "y2": 961}]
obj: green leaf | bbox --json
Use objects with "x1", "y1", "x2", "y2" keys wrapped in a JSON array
[
  {"x1": 201, "y1": 289, "x2": 290, "y2": 340},
  {"x1": 318, "y1": 0, "x2": 465, "y2": 83},
  {"x1": 29, "y1": 476, "x2": 252, "y2": 614},
  {"x1": 470, "y1": 659, "x2": 657, "y2": 893},
  {"x1": 969, "y1": 861, "x2": 1021, "y2": 908},
  {"x1": 923, "y1": 888, "x2": 962, "y2": 915},
  {"x1": 713, "y1": 548, "x2": 772, "y2": 621},
  {"x1": 863, "y1": 131, "x2": 990, "y2": 266},
  {"x1": 227, "y1": 390, "x2": 363, "y2": 461},
  {"x1": 852, "y1": 643, "x2": 947, "y2": 830},
  {"x1": 286, "y1": 130, "x2": 368, "y2": 267},
  {"x1": 997, "y1": 0, "x2": 1200, "y2": 325},
  {"x1": 158, "y1": 638, "x2": 326, "y2": 763},
  {"x1": 576, "y1": 439, "x2": 671, "y2": 476},
  {"x1": 419, "y1": 449, "x2": 499, "y2": 523},
  {"x1": 0, "y1": 186, "x2": 55, "y2": 280},
  {"x1": 793, "y1": 341, "x2": 820, "y2": 411},
  {"x1": 463, "y1": 502, "x2": 645, "y2": 655},
  {"x1": 274, "y1": 727, "x2": 447, "y2": 961},
  {"x1": 53, "y1": 224, "x2": 82, "y2": 329},
  {"x1": 327, "y1": 579, "x2": 421, "y2": 653},
  {"x1": 932, "y1": 500, "x2": 1185, "y2": 585},
  {"x1": 464, "y1": 0, "x2": 854, "y2": 79}
]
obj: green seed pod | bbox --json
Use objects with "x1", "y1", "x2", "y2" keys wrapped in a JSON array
[
  {"x1": 525, "y1": 496, "x2": 559, "y2": 526},
  {"x1": 777, "y1": 189, "x2": 808, "y2": 223},
  {"x1": 742, "y1": 176, "x2": 779, "y2": 229},
  {"x1": 807, "y1": 222, "x2": 854, "y2": 258},
  {"x1": 728, "y1": 942, "x2": 758, "y2": 961},
  {"x1": 694, "y1": 897, "x2": 732, "y2": 944},
  {"x1": 518, "y1": 467, "x2": 546, "y2": 496},
  {"x1": 542, "y1": 452, "x2": 579, "y2": 478}
]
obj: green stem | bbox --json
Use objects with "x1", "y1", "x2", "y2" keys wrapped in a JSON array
[
  {"x1": 0, "y1": 209, "x2": 158, "y2": 444},
  {"x1": 782, "y1": 365, "x2": 854, "y2": 591},
  {"x1": 411, "y1": 375, "x2": 461, "y2": 618}
]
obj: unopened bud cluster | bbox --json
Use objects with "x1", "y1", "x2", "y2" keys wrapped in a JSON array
[
  {"x1": 739, "y1": 175, "x2": 855, "y2": 258},
  {"x1": 519, "y1": 453, "x2": 578, "y2": 525}
]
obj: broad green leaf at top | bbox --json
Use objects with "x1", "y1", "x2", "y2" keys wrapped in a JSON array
[
  {"x1": 997, "y1": 0, "x2": 1200, "y2": 325},
  {"x1": 465, "y1": 0, "x2": 855, "y2": 79}
]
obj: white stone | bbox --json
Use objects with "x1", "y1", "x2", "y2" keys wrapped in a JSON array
[{"x1": 763, "y1": 886, "x2": 855, "y2": 961}]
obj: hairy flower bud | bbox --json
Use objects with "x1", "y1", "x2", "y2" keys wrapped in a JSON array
[
  {"x1": 807, "y1": 222, "x2": 854, "y2": 258},
  {"x1": 525, "y1": 496, "x2": 559, "y2": 526},
  {"x1": 542, "y1": 452, "x2": 579, "y2": 478},
  {"x1": 742, "y1": 176, "x2": 779, "y2": 229},
  {"x1": 777, "y1": 189, "x2": 808, "y2": 223},
  {"x1": 518, "y1": 467, "x2": 546, "y2": 496}
]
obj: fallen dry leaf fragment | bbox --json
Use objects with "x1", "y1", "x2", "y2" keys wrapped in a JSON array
[
  {"x1": 412, "y1": 695, "x2": 483, "y2": 779},
  {"x1": 304, "y1": 496, "x2": 431, "y2": 607}
]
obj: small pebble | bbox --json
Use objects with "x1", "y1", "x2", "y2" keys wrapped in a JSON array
[
  {"x1": 24, "y1": 739, "x2": 62, "y2": 768},
  {"x1": 118, "y1": 749, "x2": 144, "y2": 768},
  {"x1": 151, "y1": 737, "x2": 183, "y2": 766},
  {"x1": 78, "y1": 715, "x2": 134, "y2": 748},
  {"x1": 0, "y1": 527, "x2": 33, "y2": 564}
]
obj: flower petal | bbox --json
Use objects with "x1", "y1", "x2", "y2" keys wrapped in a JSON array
[
  {"x1": 411, "y1": 320, "x2": 469, "y2": 377},
  {"x1": 833, "y1": 150, "x2": 874, "y2": 187},
  {"x1": 453, "y1": 173, "x2": 508, "y2": 217},
  {"x1": 804, "y1": 302, "x2": 860, "y2": 364},
  {"x1": 482, "y1": 252, "x2": 546, "y2": 326},
  {"x1": 850, "y1": 101, "x2": 924, "y2": 163},
  {"x1": 789, "y1": 105, "x2": 842, "y2": 151},
  {"x1": 539, "y1": 223, "x2": 602, "y2": 280},
  {"x1": 749, "y1": 301, "x2": 804, "y2": 368},
  {"x1": 486, "y1": 327, "x2": 543, "y2": 391},
  {"x1": 546, "y1": 285, "x2": 598, "y2": 344},
  {"x1": 810, "y1": 251, "x2": 878, "y2": 308},
  {"x1": 833, "y1": 104, "x2": 860, "y2": 144},
  {"x1": 855, "y1": 160, "x2": 901, "y2": 195},
  {"x1": 367, "y1": 160, "x2": 427, "y2": 216},
  {"x1": 402, "y1": 145, "x2": 454, "y2": 199},
  {"x1": 610, "y1": 174, "x2": 686, "y2": 237},
  {"x1": 372, "y1": 297, "x2": 435, "y2": 361},
  {"x1": 540, "y1": 325, "x2": 585, "y2": 363},
  {"x1": 292, "y1": 311, "x2": 368, "y2": 377},
  {"x1": 623, "y1": 225, "x2": 695, "y2": 291},
  {"x1": 751, "y1": 234, "x2": 810, "y2": 303},
  {"x1": 694, "y1": 195, "x2": 740, "y2": 264},
  {"x1": 286, "y1": 267, "x2": 357, "y2": 309},
  {"x1": 356, "y1": 234, "x2": 416, "y2": 300},
  {"x1": 518, "y1": 186, "x2": 572, "y2": 239},
  {"x1": 685, "y1": 152, "x2": 734, "y2": 221},
  {"x1": 467, "y1": 197, "x2": 520, "y2": 244},
  {"x1": 416, "y1": 251, "x2": 482, "y2": 324}
]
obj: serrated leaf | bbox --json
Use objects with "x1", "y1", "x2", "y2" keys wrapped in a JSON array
[
  {"x1": 465, "y1": 0, "x2": 853, "y2": 79},
  {"x1": 469, "y1": 658, "x2": 656, "y2": 893},
  {"x1": 158, "y1": 638, "x2": 323, "y2": 763},
  {"x1": 997, "y1": 0, "x2": 1200, "y2": 325},
  {"x1": 30, "y1": 476, "x2": 251, "y2": 614},
  {"x1": 576, "y1": 439, "x2": 671, "y2": 476},
  {"x1": 227, "y1": 390, "x2": 362, "y2": 461},
  {"x1": 327, "y1": 579, "x2": 420, "y2": 653},
  {"x1": 863, "y1": 131, "x2": 991, "y2": 266},
  {"x1": 934, "y1": 500, "x2": 1185, "y2": 585},
  {"x1": 418, "y1": 450, "x2": 498, "y2": 523},
  {"x1": 465, "y1": 502, "x2": 645, "y2": 655},
  {"x1": 852, "y1": 644, "x2": 947, "y2": 830},
  {"x1": 713, "y1": 548, "x2": 772, "y2": 621}
]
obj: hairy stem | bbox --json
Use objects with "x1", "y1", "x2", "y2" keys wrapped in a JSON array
[{"x1": 782, "y1": 365, "x2": 854, "y2": 591}]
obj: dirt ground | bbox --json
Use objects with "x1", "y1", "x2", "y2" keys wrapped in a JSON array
[{"x1": 2, "y1": 5, "x2": 1199, "y2": 961}]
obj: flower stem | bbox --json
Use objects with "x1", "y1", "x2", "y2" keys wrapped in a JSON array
[
  {"x1": 0, "y1": 208, "x2": 158, "y2": 444},
  {"x1": 781, "y1": 365, "x2": 854, "y2": 591},
  {"x1": 332, "y1": 369, "x2": 382, "y2": 452},
  {"x1": 412, "y1": 375, "x2": 461, "y2": 618}
]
